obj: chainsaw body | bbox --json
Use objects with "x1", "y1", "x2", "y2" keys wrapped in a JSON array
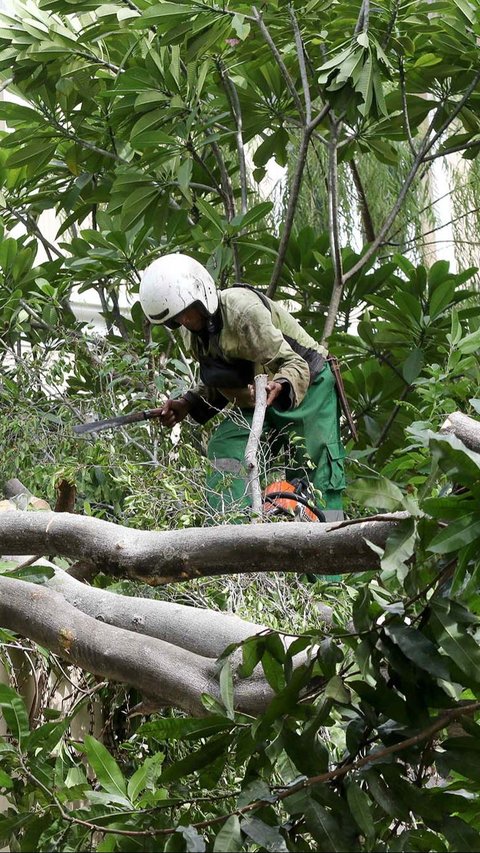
[{"x1": 262, "y1": 478, "x2": 326, "y2": 522}]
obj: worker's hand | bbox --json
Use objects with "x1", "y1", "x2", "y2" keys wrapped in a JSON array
[
  {"x1": 265, "y1": 381, "x2": 283, "y2": 406},
  {"x1": 159, "y1": 397, "x2": 191, "y2": 428},
  {"x1": 249, "y1": 380, "x2": 284, "y2": 407}
]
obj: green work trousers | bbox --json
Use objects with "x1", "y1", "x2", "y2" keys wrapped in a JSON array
[{"x1": 206, "y1": 363, "x2": 345, "y2": 519}]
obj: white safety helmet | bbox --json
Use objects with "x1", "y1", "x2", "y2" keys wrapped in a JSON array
[{"x1": 139, "y1": 253, "x2": 218, "y2": 326}]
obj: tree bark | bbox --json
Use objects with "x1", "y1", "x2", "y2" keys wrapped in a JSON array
[
  {"x1": 440, "y1": 412, "x2": 480, "y2": 453},
  {"x1": 47, "y1": 568, "x2": 270, "y2": 659},
  {"x1": 0, "y1": 511, "x2": 404, "y2": 583},
  {"x1": 0, "y1": 576, "x2": 274, "y2": 717}
]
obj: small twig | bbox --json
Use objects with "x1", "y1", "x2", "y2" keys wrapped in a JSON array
[
  {"x1": 207, "y1": 134, "x2": 242, "y2": 280},
  {"x1": 349, "y1": 159, "x2": 375, "y2": 243},
  {"x1": 218, "y1": 62, "x2": 248, "y2": 216},
  {"x1": 245, "y1": 374, "x2": 268, "y2": 520},
  {"x1": 322, "y1": 120, "x2": 343, "y2": 344},
  {"x1": 343, "y1": 69, "x2": 480, "y2": 285},
  {"x1": 330, "y1": 512, "x2": 408, "y2": 530},
  {"x1": 267, "y1": 102, "x2": 330, "y2": 298},
  {"x1": 252, "y1": 7, "x2": 305, "y2": 120},
  {"x1": 354, "y1": 0, "x2": 366, "y2": 35},
  {"x1": 290, "y1": 5, "x2": 311, "y2": 124},
  {"x1": 399, "y1": 57, "x2": 417, "y2": 156}
]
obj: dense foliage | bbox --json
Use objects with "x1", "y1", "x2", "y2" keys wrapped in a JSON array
[{"x1": 1, "y1": 0, "x2": 480, "y2": 850}]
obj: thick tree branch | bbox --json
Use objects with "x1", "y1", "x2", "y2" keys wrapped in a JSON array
[
  {"x1": 399, "y1": 57, "x2": 417, "y2": 156},
  {"x1": 0, "y1": 577, "x2": 273, "y2": 716},
  {"x1": 0, "y1": 511, "x2": 405, "y2": 582},
  {"x1": 266, "y1": 104, "x2": 330, "y2": 298},
  {"x1": 205, "y1": 134, "x2": 241, "y2": 280},
  {"x1": 440, "y1": 412, "x2": 480, "y2": 453},
  {"x1": 266, "y1": 130, "x2": 309, "y2": 297},
  {"x1": 47, "y1": 568, "x2": 270, "y2": 659}
]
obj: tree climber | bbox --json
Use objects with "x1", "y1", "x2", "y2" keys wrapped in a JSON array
[{"x1": 139, "y1": 253, "x2": 346, "y2": 523}]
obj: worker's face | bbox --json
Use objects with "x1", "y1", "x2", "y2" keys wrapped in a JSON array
[{"x1": 174, "y1": 305, "x2": 206, "y2": 332}]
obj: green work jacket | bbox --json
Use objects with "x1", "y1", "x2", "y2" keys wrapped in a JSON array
[{"x1": 182, "y1": 286, "x2": 328, "y2": 425}]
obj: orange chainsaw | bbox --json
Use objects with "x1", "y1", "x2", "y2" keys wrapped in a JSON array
[{"x1": 262, "y1": 478, "x2": 325, "y2": 522}]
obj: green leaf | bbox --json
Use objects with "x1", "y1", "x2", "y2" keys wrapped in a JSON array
[
  {"x1": 431, "y1": 600, "x2": 480, "y2": 684},
  {"x1": 429, "y1": 433, "x2": 480, "y2": 486},
  {"x1": 213, "y1": 815, "x2": 242, "y2": 852},
  {"x1": 241, "y1": 816, "x2": 288, "y2": 852},
  {"x1": 161, "y1": 733, "x2": 233, "y2": 783},
  {"x1": 239, "y1": 637, "x2": 265, "y2": 678},
  {"x1": 436, "y1": 746, "x2": 480, "y2": 783},
  {"x1": 402, "y1": 347, "x2": 424, "y2": 383},
  {"x1": 347, "y1": 475, "x2": 404, "y2": 510},
  {"x1": 177, "y1": 825, "x2": 206, "y2": 852},
  {"x1": 195, "y1": 198, "x2": 225, "y2": 234},
  {"x1": 383, "y1": 620, "x2": 451, "y2": 680},
  {"x1": 381, "y1": 517, "x2": 416, "y2": 580},
  {"x1": 130, "y1": 110, "x2": 176, "y2": 144},
  {"x1": 324, "y1": 674, "x2": 350, "y2": 704},
  {"x1": 25, "y1": 719, "x2": 69, "y2": 755},
  {"x1": 237, "y1": 779, "x2": 275, "y2": 808},
  {"x1": 262, "y1": 649, "x2": 286, "y2": 693},
  {"x1": 120, "y1": 187, "x2": 159, "y2": 231},
  {"x1": 219, "y1": 661, "x2": 234, "y2": 719},
  {"x1": 0, "y1": 813, "x2": 34, "y2": 844},
  {"x1": 458, "y1": 328, "x2": 480, "y2": 354},
  {"x1": 346, "y1": 782, "x2": 374, "y2": 841},
  {"x1": 5, "y1": 563, "x2": 55, "y2": 584},
  {"x1": 135, "y1": 2, "x2": 197, "y2": 20},
  {"x1": 82, "y1": 734, "x2": 128, "y2": 799},
  {"x1": 6, "y1": 141, "x2": 56, "y2": 169},
  {"x1": 304, "y1": 801, "x2": 352, "y2": 851},
  {"x1": 0, "y1": 684, "x2": 29, "y2": 743},
  {"x1": 451, "y1": 0, "x2": 475, "y2": 21},
  {"x1": 429, "y1": 277, "x2": 455, "y2": 318},
  {"x1": 0, "y1": 769, "x2": 12, "y2": 789},
  {"x1": 441, "y1": 816, "x2": 480, "y2": 851},
  {"x1": 127, "y1": 762, "x2": 149, "y2": 803},
  {"x1": 231, "y1": 13, "x2": 250, "y2": 40},
  {"x1": 230, "y1": 201, "x2": 273, "y2": 231},
  {"x1": 428, "y1": 512, "x2": 480, "y2": 554}
]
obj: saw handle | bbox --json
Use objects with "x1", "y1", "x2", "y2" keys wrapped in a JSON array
[{"x1": 143, "y1": 407, "x2": 166, "y2": 420}]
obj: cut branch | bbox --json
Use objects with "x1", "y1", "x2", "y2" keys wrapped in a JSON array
[{"x1": 245, "y1": 374, "x2": 268, "y2": 518}]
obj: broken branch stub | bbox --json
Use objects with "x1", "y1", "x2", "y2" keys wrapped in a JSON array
[{"x1": 245, "y1": 373, "x2": 268, "y2": 520}]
